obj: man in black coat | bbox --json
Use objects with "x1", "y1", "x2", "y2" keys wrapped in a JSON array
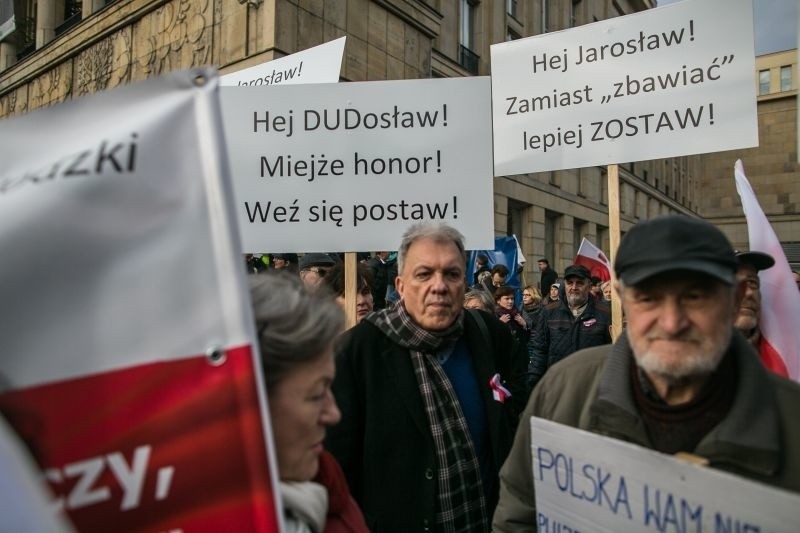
[
  {"x1": 326, "y1": 223, "x2": 526, "y2": 533},
  {"x1": 528, "y1": 264, "x2": 611, "y2": 391},
  {"x1": 366, "y1": 251, "x2": 390, "y2": 310},
  {"x1": 537, "y1": 258, "x2": 557, "y2": 294}
]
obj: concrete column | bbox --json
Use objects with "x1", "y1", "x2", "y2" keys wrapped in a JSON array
[
  {"x1": 0, "y1": 41, "x2": 16, "y2": 70},
  {"x1": 36, "y1": 0, "x2": 57, "y2": 47},
  {"x1": 82, "y1": 0, "x2": 106, "y2": 18}
]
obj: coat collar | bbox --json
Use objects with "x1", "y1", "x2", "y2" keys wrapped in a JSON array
[{"x1": 589, "y1": 331, "x2": 780, "y2": 477}]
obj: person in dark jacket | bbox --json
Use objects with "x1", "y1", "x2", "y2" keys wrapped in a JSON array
[
  {"x1": 481, "y1": 263, "x2": 509, "y2": 296},
  {"x1": 326, "y1": 222, "x2": 526, "y2": 533},
  {"x1": 537, "y1": 258, "x2": 557, "y2": 294},
  {"x1": 473, "y1": 253, "x2": 491, "y2": 286},
  {"x1": 494, "y1": 285, "x2": 529, "y2": 345},
  {"x1": 365, "y1": 251, "x2": 391, "y2": 310},
  {"x1": 528, "y1": 264, "x2": 611, "y2": 391}
]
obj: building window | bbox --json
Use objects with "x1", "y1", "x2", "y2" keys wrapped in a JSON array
[
  {"x1": 570, "y1": 0, "x2": 581, "y2": 27},
  {"x1": 574, "y1": 218, "x2": 587, "y2": 256},
  {"x1": 13, "y1": 0, "x2": 36, "y2": 60},
  {"x1": 460, "y1": 0, "x2": 477, "y2": 50},
  {"x1": 759, "y1": 69, "x2": 770, "y2": 95},
  {"x1": 506, "y1": 0, "x2": 518, "y2": 19},
  {"x1": 781, "y1": 65, "x2": 792, "y2": 92},
  {"x1": 459, "y1": 0, "x2": 480, "y2": 74},
  {"x1": 541, "y1": 0, "x2": 550, "y2": 33},
  {"x1": 55, "y1": 0, "x2": 83, "y2": 36},
  {"x1": 507, "y1": 200, "x2": 527, "y2": 241},
  {"x1": 545, "y1": 211, "x2": 559, "y2": 269},
  {"x1": 506, "y1": 28, "x2": 520, "y2": 42}
]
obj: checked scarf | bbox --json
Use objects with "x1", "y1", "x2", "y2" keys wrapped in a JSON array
[{"x1": 365, "y1": 302, "x2": 489, "y2": 533}]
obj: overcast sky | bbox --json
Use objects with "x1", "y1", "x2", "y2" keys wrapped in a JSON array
[{"x1": 656, "y1": 0, "x2": 797, "y2": 55}]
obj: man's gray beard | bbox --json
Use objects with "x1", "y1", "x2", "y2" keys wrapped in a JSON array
[
  {"x1": 634, "y1": 328, "x2": 732, "y2": 385},
  {"x1": 567, "y1": 293, "x2": 587, "y2": 308}
]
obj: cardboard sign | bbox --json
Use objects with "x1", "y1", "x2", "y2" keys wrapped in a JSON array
[
  {"x1": 219, "y1": 77, "x2": 495, "y2": 252},
  {"x1": 491, "y1": 0, "x2": 758, "y2": 176},
  {"x1": 0, "y1": 70, "x2": 281, "y2": 532},
  {"x1": 220, "y1": 37, "x2": 345, "y2": 87},
  {"x1": 530, "y1": 417, "x2": 800, "y2": 532}
]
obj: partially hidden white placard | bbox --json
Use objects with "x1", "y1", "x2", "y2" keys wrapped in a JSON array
[
  {"x1": 220, "y1": 77, "x2": 495, "y2": 252},
  {"x1": 530, "y1": 417, "x2": 800, "y2": 532},
  {"x1": 491, "y1": 0, "x2": 758, "y2": 176},
  {"x1": 220, "y1": 37, "x2": 345, "y2": 87}
]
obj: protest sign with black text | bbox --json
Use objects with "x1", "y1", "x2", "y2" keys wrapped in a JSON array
[{"x1": 491, "y1": 0, "x2": 758, "y2": 176}]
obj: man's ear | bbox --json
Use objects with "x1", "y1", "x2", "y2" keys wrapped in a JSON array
[{"x1": 395, "y1": 274, "x2": 404, "y2": 300}]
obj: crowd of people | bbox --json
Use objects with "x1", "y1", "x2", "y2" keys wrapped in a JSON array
[{"x1": 244, "y1": 215, "x2": 800, "y2": 532}]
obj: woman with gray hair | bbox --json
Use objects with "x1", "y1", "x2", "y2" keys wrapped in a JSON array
[
  {"x1": 463, "y1": 288, "x2": 495, "y2": 313},
  {"x1": 250, "y1": 272, "x2": 368, "y2": 533}
]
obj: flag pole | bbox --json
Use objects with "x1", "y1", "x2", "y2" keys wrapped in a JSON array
[
  {"x1": 608, "y1": 164, "x2": 623, "y2": 341},
  {"x1": 344, "y1": 252, "x2": 357, "y2": 329}
]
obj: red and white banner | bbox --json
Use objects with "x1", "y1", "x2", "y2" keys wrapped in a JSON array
[
  {"x1": 734, "y1": 160, "x2": 800, "y2": 381},
  {"x1": 0, "y1": 69, "x2": 281, "y2": 531},
  {"x1": 574, "y1": 238, "x2": 611, "y2": 282}
]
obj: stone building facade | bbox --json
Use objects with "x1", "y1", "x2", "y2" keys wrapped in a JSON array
[
  {"x1": 0, "y1": 0, "x2": 715, "y2": 284},
  {"x1": 697, "y1": 48, "x2": 799, "y2": 267}
]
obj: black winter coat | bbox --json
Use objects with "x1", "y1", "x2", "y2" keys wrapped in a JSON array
[
  {"x1": 325, "y1": 310, "x2": 527, "y2": 532},
  {"x1": 528, "y1": 295, "x2": 611, "y2": 390}
]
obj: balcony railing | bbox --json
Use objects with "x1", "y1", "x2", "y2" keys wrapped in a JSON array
[
  {"x1": 459, "y1": 45, "x2": 479, "y2": 75},
  {"x1": 55, "y1": 7, "x2": 83, "y2": 37}
]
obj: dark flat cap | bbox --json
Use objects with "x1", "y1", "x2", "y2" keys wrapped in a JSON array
[
  {"x1": 299, "y1": 253, "x2": 336, "y2": 270},
  {"x1": 735, "y1": 250, "x2": 775, "y2": 271},
  {"x1": 615, "y1": 215, "x2": 737, "y2": 285},
  {"x1": 564, "y1": 264, "x2": 591, "y2": 280}
]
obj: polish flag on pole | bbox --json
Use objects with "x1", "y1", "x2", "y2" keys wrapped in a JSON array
[
  {"x1": 734, "y1": 160, "x2": 800, "y2": 381},
  {"x1": 574, "y1": 238, "x2": 611, "y2": 282}
]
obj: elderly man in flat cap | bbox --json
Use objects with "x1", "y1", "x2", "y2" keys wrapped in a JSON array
[
  {"x1": 734, "y1": 250, "x2": 789, "y2": 377},
  {"x1": 527, "y1": 264, "x2": 611, "y2": 392},
  {"x1": 493, "y1": 215, "x2": 800, "y2": 532}
]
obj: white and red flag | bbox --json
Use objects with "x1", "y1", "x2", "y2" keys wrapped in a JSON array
[
  {"x1": 0, "y1": 69, "x2": 281, "y2": 531},
  {"x1": 574, "y1": 238, "x2": 611, "y2": 282},
  {"x1": 489, "y1": 374, "x2": 512, "y2": 404},
  {"x1": 734, "y1": 160, "x2": 800, "y2": 381}
]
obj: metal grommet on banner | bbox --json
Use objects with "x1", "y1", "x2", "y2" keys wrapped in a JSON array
[{"x1": 206, "y1": 345, "x2": 227, "y2": 366}]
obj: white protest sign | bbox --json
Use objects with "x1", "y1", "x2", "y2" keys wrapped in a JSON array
[
  {"x1": 221, "y1": 37, "x2": 345, "y2": 87},
  {"x1": 0, "y1": 70, "x2": 281, "y2": 532},
  {"x1": 491, "y1": 0, "x2": 758, "y2": 176},
  {"x1": 219, "y1": 77, "x2": 494, "y2": 252},
  {"x1": 530, "y1": 417, "x2": 800, "y2": 532}
]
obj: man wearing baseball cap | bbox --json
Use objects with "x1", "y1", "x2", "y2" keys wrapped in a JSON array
[
  {"x1": 298, "y1": 253, "x2": 337, "y2": 289},
  {"x1": 527, "y1": 263, "x2": 611, "y2": 393},
  {"x1": 734, "y1": 250, "x2": 789, "y2": 376},
  {"x1": 494, "y1": 215, "x2": 800, "y2": 532}
]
